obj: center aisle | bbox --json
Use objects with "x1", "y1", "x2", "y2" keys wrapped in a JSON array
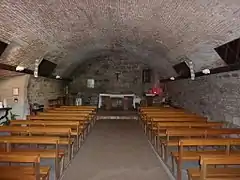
[{"x1": 61, "y1": 119, "x2": 171, "y2": 180}]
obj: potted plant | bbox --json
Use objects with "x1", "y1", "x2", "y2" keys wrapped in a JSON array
[{"x1": 10, "y1": 112, "x2": 19, "y2": 120}]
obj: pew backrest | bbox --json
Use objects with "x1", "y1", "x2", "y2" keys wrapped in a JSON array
[
  {"x1": 0, "y1": 126, "x2": 71, "y2": 136},
  {"x1": 10, "y1": 120, "x2": 80, "y2": 127},
  {"x1": 46, "y1": 110, "x2": 93, "y2": 114},
  {"x1": 166, "y1": 128, "x2": 240, "y2": 138},
  {"x1": 37, "y1": 112, "x2": 90, "y2": 117},
  {"x1": 0, "y1": 152, "x2": 40, "y2": 180},
  {"x1": 155, "y1": 122, "x2": 223, "y2": 128},
  {"x1": 152, "y1": 117, "x2": 207, "y2": 122},
  {"x1": 200, "y1": 155, "x2": 240, "y2": 180},
  {"x1": 27, "y1": 115, "x2": 88, "y2": 121}
]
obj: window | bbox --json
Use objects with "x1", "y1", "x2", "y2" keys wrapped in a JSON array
[
  {"x1": 38, "y1": 59, "x2": 57, "y2": 77},
  {"x1": 142, "y1": 69, "x2": 152, "y2": 83},
  {"x1": 173, "y1": 61, "x2": 190, "y2": 77},
  {"x1": 215, "y1": 37, "x2": 240, "y2": 65},
  {"x1": 0, "y1": 40, "x2": 8, "y2": 56}
]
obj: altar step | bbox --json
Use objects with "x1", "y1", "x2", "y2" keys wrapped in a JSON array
[{"x1": 96, "y1": 110, "x2": 138, "y2": 120}]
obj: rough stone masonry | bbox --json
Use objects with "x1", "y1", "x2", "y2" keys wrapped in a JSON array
[
  {"x1": 1, "y1": 0, "x2": 240, "y2": 78},
  {"x1": 1, "y1": 0, "x2": 240, "y2": 128},
  {"x1": 167, "y1": 70, "x2": 240, "y2": 127}
]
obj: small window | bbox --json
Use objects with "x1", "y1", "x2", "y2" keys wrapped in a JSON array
[
  {"x1": 173, "y1": 61, "x2": 190, "y2": 77},
  {"x1": 142, "y1": 69, "x2": 152, "y2": 83},
  {"x1": 0, "y1": 40, "x2": 8, "y2": 56},
  {"x1": 38, "y1": 59, "x2": 57, "y2": 77},
  {"x1": 215, "y1": 37, "x2": 240, "y2": 65}
]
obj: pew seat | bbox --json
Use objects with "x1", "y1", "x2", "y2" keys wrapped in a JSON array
[
  {"x1": 0, "y1": 166, "x2": 50, "y2": 180},
  {"x1": 171, "y1": 138, "x2": 240, "y2": 180},
  {"x1": 157, "y1": 128, "x2": 240, "y2": 172},
  {"x1": 0, "y1": 152, "x2": 43, "y2": 180},
  {"x1": 189, "y1": 155, "x2": 240, "y2": 180},
  {"x1": 0, "y1": 136, "x2": 60, "y2": 179},
  {"x1": 188, "y1": 168, "x2": 240, "y2": 180}
]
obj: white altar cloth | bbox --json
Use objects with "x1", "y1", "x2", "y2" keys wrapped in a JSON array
[{"x1": 98, "y1": 93, "x2": 136, "y2": 108}]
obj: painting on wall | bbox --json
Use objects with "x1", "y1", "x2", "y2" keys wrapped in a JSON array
[
  {"x1": 12, "y1": 88, "x2": 19, "y2": 96},
  {"x1": 87, "y1": 79, "x2": 94, "y2": 88}
]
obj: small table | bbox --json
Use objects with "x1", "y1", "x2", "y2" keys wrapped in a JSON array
[{"x1": 0, "y1": 107, "x2": 12, "y2": 124}]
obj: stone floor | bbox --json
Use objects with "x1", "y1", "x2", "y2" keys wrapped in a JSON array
[{"x1": 61, "y1": 119, "x2": 171, "y2": 180}]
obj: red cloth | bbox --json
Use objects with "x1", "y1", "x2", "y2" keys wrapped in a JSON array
[{"x1": 149, "y1": 87, "x2": 163, "y2": 95}]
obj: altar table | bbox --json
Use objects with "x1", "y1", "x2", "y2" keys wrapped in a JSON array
[{"x1": 98, "y1": 94, "x2": 136, "y2": 109}]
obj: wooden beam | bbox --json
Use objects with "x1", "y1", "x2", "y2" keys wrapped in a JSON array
[
  {"x1": 160, "y1": 63, "x2": 240, "y2": 83},
  {"x1": 0, "y1": 63, "x2": 72, "y2": 81},
  {"x1": 0, "y1": 63, "x2": 33, "y2": 74}
]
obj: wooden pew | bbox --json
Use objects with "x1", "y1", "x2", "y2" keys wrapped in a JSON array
[
  {"x1": 190, "y1": 155, "x2": 240, "y2": 180},
  {"x1": 27, "y1": 115, "x2": 95, "y2": 128},
  {"x1": 10, "y1": 120, "x2": 85, "y2": 149},
  {"x1": 140, "y1": 108, "x2": 185, "y2": 113},
  {"x1": 0, "y1": 126, "x2": 73, "y2": 161},
  {"x1": 171, "y1": 138, "x2": 240, "y2": 180},
  {"x1": 140, "y1": 107, "x2": 183, "y2": 110},
  {"x1": 140, "y1": 109, "x2": 186, "y2": 118},
  {"x1": 140, "y1": 110, "x2": 200, "y2": 129},
  {"x1": 0, "y1": 136, "x2": 60, "y2": 179},
  {"x1": 50, "y1": 108, "x2": 95, "y2": 112},
  {"x1": 153, "y1": 121, "x2": 223, "y2": 131},
  {"x1": 159, "y1": 128, "x2": 240, "y2": 162},
  {"x1": 46, "y1": 109, "x2": 94, "y2": 114},
  {"x1": 149, "y1": 114, "x2": 203, "y2": 118},
  {"x1": 37, "y1": 112, "x2": 94, "y2": 122},
  {"x1": 140, "y1": 111, "x2": 192, "y2": 123},
  {"x1": 57, "y1": 106, "x2": 96, "y2": 111},
  {"x1": 0, "y1": 152, "x2": 49, "y2": 180},
  {"x1": 37, "y1": 112, "x2": 91, "y2": 117},
  {"x1": 60, "y1": 105, "x2": 96, "y2": 109},
  {"x1": 150, "y1": 121, "x2": 224, "y2": 146},
  {"x1": 144, "y1": 117, "x2": 207, "y2": 135},
  {"x1": 28, "y1": 115, "x2": 89, "y2": 121}
]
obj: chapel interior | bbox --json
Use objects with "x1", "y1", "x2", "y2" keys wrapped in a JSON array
[{"x1": 0, "y1": 1, "x2": 240, "y2": 180}]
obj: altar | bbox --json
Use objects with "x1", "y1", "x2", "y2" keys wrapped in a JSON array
[{"x1": 98, "y1": 93, "x2": 136, "y2": 110}]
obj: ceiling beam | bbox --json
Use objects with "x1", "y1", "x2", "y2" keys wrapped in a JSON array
[
  {"x1": 0, "y1": 63, "x2": 72, "y2": 81},
  {"x1": 160, "y1": 63, "x2": 240, "y2": 83}
]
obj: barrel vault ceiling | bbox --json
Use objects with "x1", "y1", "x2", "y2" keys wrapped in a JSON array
[{"x1": 1, "y1": 0, "x2": 240, "y2": 78}]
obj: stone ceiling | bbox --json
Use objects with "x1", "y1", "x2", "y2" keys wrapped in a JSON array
[{"x1": 1, "y1": 0, "x2": 240, "y2": 78}]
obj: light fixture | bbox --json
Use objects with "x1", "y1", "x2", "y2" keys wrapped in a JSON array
[
  {"x1": 170, "y1": 77, "x2": 175, "y2": 80},
  {"x1": 16, "y1": 66, "x2": 25, "y2": 71},
  {"x1": 202, "y1": 69, "x2": 210, "y2": 74},
  {"x1": 188, "y1": 61, "x2": 195, "y2": 80},
  {"x1": 56, "y1": 75, "x2": 61, "y2": 79},
  {"x1": 34, "y1": 59, "x2": 39, "y2": 78}
]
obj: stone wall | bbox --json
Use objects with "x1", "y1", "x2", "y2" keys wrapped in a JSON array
[
  {"x1": 69, "y1": 55, "x2": 151, "y2": 105},
  {"x1": 166, "y1": 70, "x2": 240, "y2": 127},
  {"x1": 27, "y1": 76, "x2": 64, "y2": 107}
]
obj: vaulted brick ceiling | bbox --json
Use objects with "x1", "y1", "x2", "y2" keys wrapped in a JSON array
[{"x1": 1, "y1": 0, "x2": 240, "y2": 78}]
